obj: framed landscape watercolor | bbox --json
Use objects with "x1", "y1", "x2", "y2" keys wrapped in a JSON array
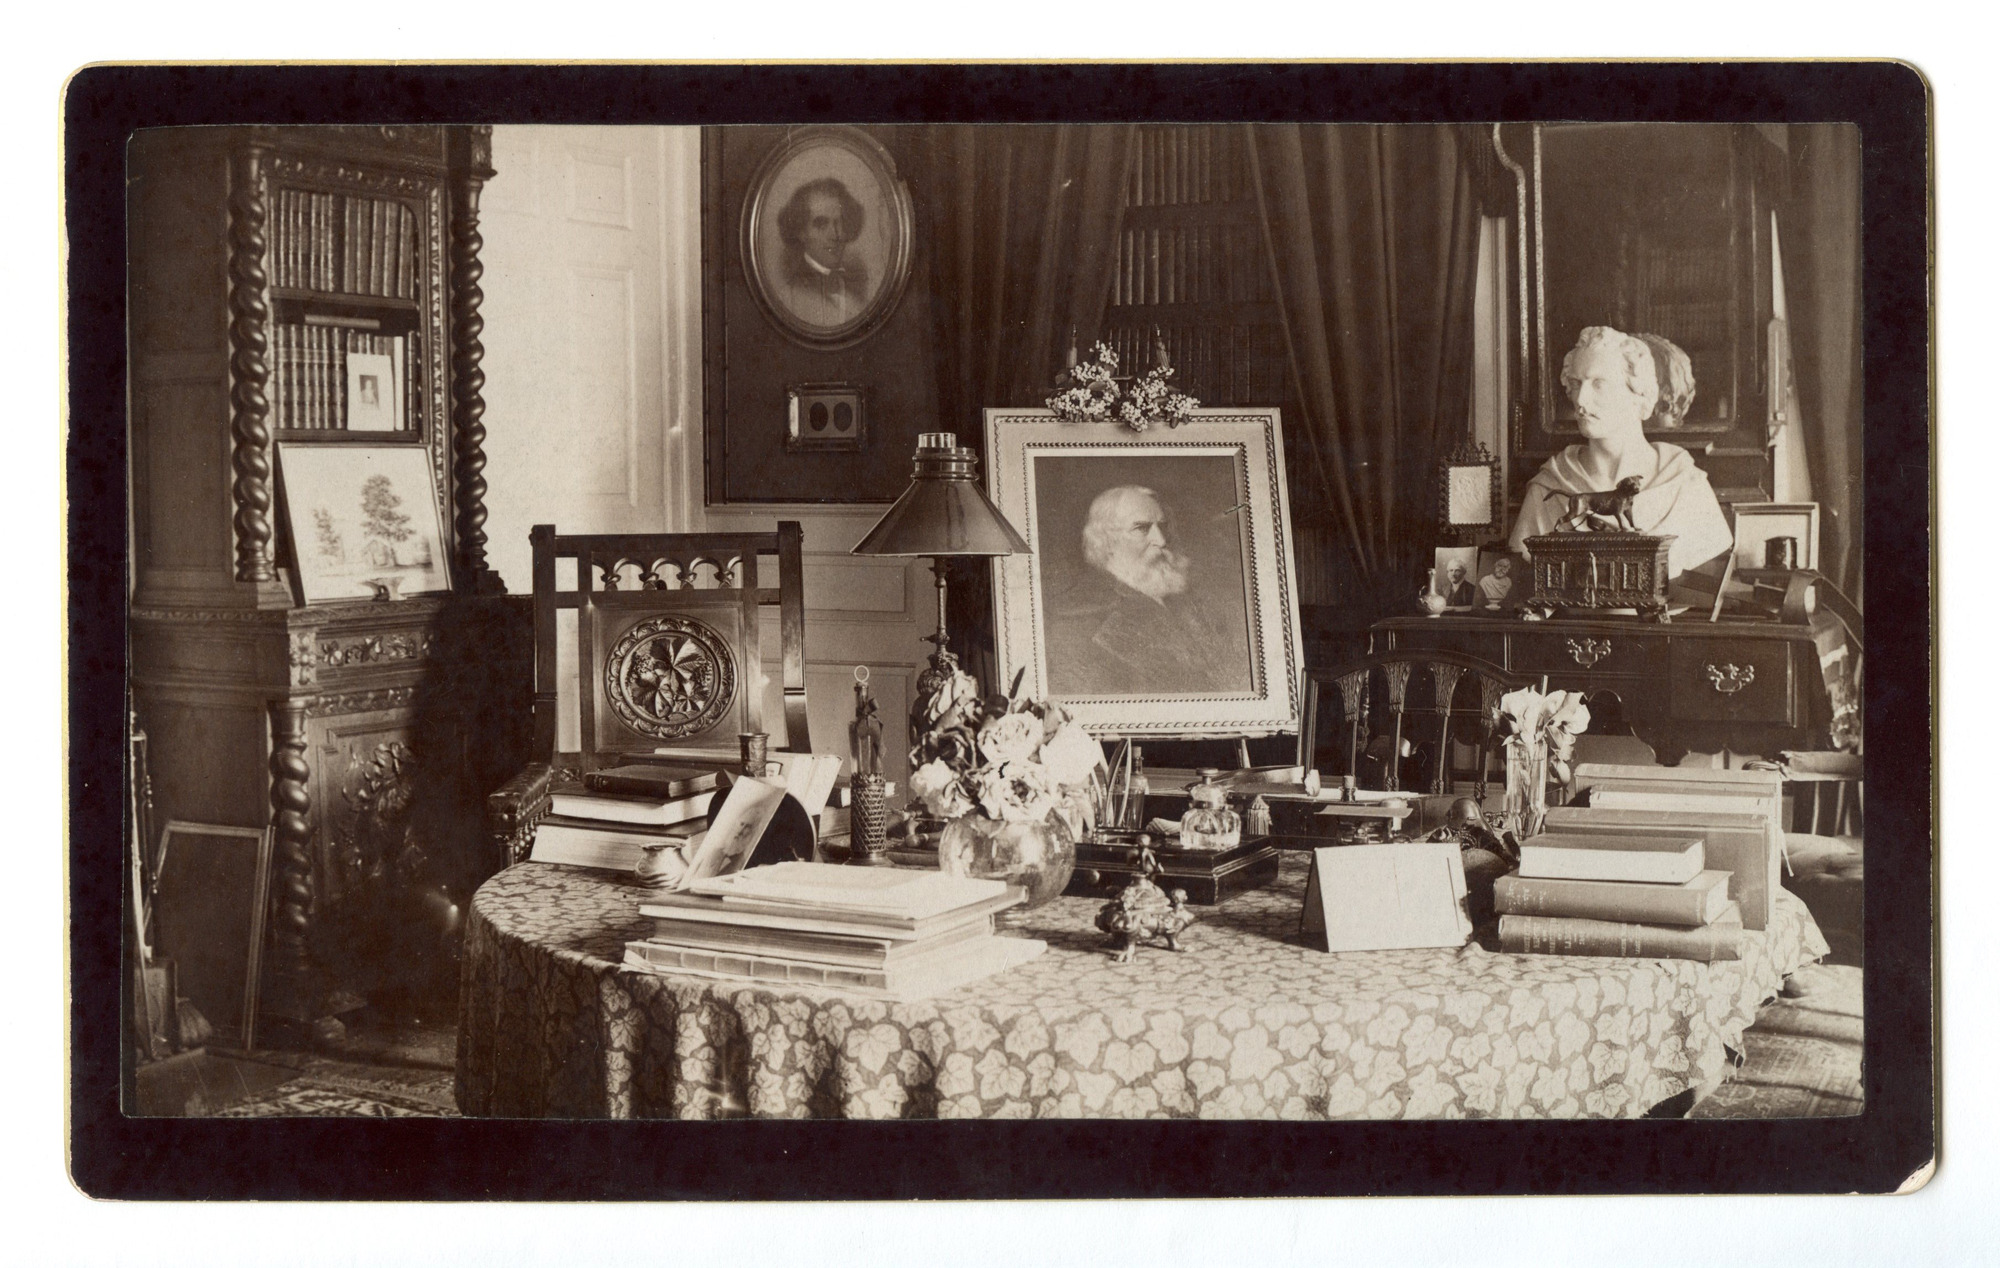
[{"x1": 277, "y1": 444, "x2": 453, "y2": 603}]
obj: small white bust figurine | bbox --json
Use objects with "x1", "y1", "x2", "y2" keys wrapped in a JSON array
[{"x1": 1507, "y1": 326, "x2": 1733, "y2": 578}]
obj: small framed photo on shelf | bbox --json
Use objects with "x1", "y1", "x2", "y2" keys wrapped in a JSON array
[
  {"x1": 344, "y1": 351, "x2": 402, "y2": 432},
  {"x1": 277, "y1": 443, "x2": 452, "y2": 603},
  {"x1": 1730, "y1": 501, "x2": 1821, "y2": 571},
  {"x1": 1474, "y1": 548, "x2": 1519, "y2": 612},
  {"x1": 1432, "y1": 545, "x2": 1479, "y2": 610}
]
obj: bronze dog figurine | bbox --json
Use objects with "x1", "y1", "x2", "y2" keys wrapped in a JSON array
[{"x1": 1544, "y1": 475, "x2": 1645, "y2": 532}]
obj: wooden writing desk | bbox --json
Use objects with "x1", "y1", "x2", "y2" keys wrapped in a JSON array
[{"x1": 1371, "y1": 612, "x2": 1851, "y2": 762}]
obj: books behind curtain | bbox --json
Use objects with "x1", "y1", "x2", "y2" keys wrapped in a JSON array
[
  {"x1": 1516, "y1": 832, "x2": 1705, "y2": 885},
  {"x1": 1498, "y1": 903, "x2": 1744, "y2": 962},
  {"x1": 625, "y1": 862, "x2": 1043, "y2": 1002}
]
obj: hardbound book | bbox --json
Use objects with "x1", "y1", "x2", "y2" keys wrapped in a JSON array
[
  {"x1": 640, "y1": 888, "x2": 1022, "y2": 941},
  {"x1": 622, "y1": 930, "x2": 1047, "y2": 1003},
  {"x1": 1498, "y1": 902, "x2": 1744, "y2": 962},
  {"x1": 1582, "y1": 785, "x2": 1783, "y2": 818},
  {"x1": 546, "y1": 789, "x2": 713, "y2": 828},
  {"x1": 1492, "y1": 869, "x2": 1732, "y2": 927},
  {"x1": 1516, "y1": 832, "x2": 1705, "y2": 884},
  {"x1": 1543, "y1": 805, "x2": 1781, "y2": 931},
  {"x1": 1571, "y1": 762, "x2": 1783, "y2": 793},
  {"x1": 688, "y1": 861, "x2": 1013, "y2": 922},
  {"x1": 527, "y1": 815, "x2": 697, "y2": 872},
  {"x1": 581, "y1": 764, "x2": 721, "y2": 799},
  {"x1": 638, "y1": 913, "x2": 993, "y2": 969}
]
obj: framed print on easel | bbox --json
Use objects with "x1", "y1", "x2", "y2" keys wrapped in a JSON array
[{"x1": 984, "y1": 408, "x2": 1305, "y2": 740}]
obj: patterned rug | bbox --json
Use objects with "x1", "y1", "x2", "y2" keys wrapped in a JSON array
[
  {"x1": 1689, "y1": 962, "x2": 1863, "y2": 1119},
  {"x1": 213, "y1": 1059, "x2": 460, "y2": 1118}
]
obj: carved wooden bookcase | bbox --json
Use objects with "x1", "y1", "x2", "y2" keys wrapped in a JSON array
[{"x1": 128, "y1": 126, "x2": 530, "y2": 1041}]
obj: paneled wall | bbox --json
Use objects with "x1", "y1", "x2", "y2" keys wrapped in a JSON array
[{"x1": 480, "y1": 126, "x2": 930, "y2": 782}]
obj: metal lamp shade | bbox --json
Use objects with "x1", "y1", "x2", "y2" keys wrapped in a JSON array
[{"x1": 851, "y1": 433, "x2": 1030, "y2": 558}]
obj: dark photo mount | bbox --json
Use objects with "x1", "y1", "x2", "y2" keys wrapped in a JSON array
[{"x1": 68, "y1": 61, "x2": 1931, "y2": 1203}]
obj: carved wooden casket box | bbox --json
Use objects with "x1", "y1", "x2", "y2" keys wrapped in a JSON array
[{"x1": 1524, "y1": 532, "x2": 1674, "y2": 610}]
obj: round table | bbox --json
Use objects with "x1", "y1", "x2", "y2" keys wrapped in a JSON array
[{"x1": 456, "y1": 855, "x2": 1826, "y2": 1119}]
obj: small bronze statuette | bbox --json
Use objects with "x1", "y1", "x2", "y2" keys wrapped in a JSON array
[{"x1": 1094, "y1": 842, "x2": 1194, "y2": 964}]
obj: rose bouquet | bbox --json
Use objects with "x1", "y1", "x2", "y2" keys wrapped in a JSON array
[{"x1": 908, "y1": 683, "x2": 1107, "y2": 831}]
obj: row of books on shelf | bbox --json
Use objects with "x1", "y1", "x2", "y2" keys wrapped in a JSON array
[
  {"x1": 272, "y1": 323, "x2": 419, "y2": 432},
  {"x1": 626, "y1": 862, "x2": 1042, "y2": 1002},
  {"x1": 273, "y1": 188, "x2": 422, "y2": 300},
  {"x1": 1495, "y1": 763, "x2": 1788, "y2": 964}
]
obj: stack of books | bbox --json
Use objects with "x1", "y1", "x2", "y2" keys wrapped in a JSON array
[
  {"x1": 625, "y1": 861, "x2": 1045, "y2": 1002},
  {"x1": 1496, "y1": 831, "x2": 1743, "y2": 962},
  {"x1": 529, "y1": 764, "x2": 720, "y2": 871},
  {"x1": 1550, "y1": 762, "x2": 1786, "y2": 931}
]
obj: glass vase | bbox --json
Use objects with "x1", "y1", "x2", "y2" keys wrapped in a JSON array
[
  {"x1": 1503, "y1": 738, "x2": 1550, "y2": 839},
  {"x1": 937, "y1": 811, "x2": 1077, "y2": 911}
]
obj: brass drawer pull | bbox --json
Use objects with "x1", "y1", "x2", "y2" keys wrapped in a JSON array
[
  {"x1": 1705, "y1": 662, "x2": 1756, "y2": 694},
  {"x1": 1566, "y1": 637, "x2": 1612, "y2": 669}
]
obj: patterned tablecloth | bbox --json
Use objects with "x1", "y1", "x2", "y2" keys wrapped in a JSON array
[{"x1": 457, "y1": 855, "x2": 1827, "y2": 1120}]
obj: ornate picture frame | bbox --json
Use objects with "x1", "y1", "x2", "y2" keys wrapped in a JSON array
[
  {"x1": 985, "y1": 408, "x2": 1305, "y2": 739},
  {"x1": 1436, "y1": 439, "x2": 1503, "y2": 535},
  {"x1": 276, "y1": 443, "x2": 453, "y2": 604},
  {"x1": 739, "y1": 125, "x2": 914, "y2": 350}
]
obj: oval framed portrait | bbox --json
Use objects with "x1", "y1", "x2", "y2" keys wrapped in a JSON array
[{"x1": 739, "y1": 126, "x2": 914, "y2": 350}]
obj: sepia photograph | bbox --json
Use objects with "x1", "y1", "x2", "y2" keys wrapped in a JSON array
[
  {"x1": 740, "y1": 125, "x2": 914, "y2": 348},
  {"x1": 1034, "y1": 453, "x2": 1256, "y2": 697},
  {"x1": 67, "y1": 61, "x2": 1936, "y2": 1211}
]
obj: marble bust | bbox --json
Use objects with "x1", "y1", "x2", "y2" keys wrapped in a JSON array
[{"x1": 1507, "y1": 326, "x2": 1733, "y2": 578}]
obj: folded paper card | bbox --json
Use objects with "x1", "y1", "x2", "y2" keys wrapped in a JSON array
[{"x1": 1299, "y1": 842, "x2": 1472, "y2": 952}]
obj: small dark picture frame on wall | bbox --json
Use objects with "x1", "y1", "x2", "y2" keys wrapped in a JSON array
[
  {"x1": 785, "y1": 383, "x2": 867, "y2": 453},
  {"x1": 740, "y1": 126, "x2": 914, "y2": 351}
]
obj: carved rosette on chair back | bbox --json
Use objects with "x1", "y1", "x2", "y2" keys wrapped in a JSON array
[{"x1": 487, "y1": 523, "x2": 812, "y2": 866}]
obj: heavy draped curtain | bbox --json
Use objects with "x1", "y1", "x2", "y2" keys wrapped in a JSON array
[
  {"x1": 1244, "y1": 124, "x2": 1488, "y2": 623},
  {"x1": 918, "y1": 125, "x2": 1137, "y2": 682},
  {"x1": 1782, "y1": 125, "x2": 1864, "y2": 601}
]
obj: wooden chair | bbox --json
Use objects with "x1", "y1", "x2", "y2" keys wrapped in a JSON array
[
  {"x1": 1297, "y1": 650, "x2": 1531, "y2": 796},
  {"x1": 488, "y1": 523, "x2": 809, "y2": 865}
]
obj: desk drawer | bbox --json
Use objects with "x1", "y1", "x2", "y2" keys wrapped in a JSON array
[
  {"x1": 1511, "y1": 631, "x2": 1663, "y2": 677},
  {"x1": 1668, "y1": 639, "x2": 1795, "y2": 724}
]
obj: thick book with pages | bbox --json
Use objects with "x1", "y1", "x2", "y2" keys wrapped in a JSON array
[
  {"x1": 1498, "y1": 903, "x2": 1743, "y2": 962},
  {"x1": 1516, "y1": 832, "x2": 1705, "y2": 885},
  {"x1": 1491, "y1": 870, "x2": 1732, "y2": 927}
]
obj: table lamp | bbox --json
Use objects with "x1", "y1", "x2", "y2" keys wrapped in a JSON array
[{"x1": 852, "y1": 431, "x2": 1030, "y2": 725}]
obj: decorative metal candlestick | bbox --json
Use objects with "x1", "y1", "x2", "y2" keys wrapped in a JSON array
[{"x1": 849, "y1": 666, "x2": 890, "y2": 864}]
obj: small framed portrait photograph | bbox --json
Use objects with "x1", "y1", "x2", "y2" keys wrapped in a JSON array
[
  {"x1": 1474, "y1": 548, "x2": 1520, "y2": 612},
  {"x1": 985, "y1": 408, "x2": 1305, "y2": 739},
  {"x1": 1730, "y1": 501, "x2": 1821, "y2": 571},
  {"x1": 277, "y1": 443, "x2": 453, "y2": 603},
  {"x1": 739, "y1": 125, "x2": 914, "y2": 350},
  {"x1": 1432, "y1": 545, "x2": 1480, "y2": 610}
]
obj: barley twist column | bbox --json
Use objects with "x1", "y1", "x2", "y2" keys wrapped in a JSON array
[
  {"x1": 265, "y1": 697, "x2": 318, "y2": 1023},
  {"x1": 449, "y1": 127, "x2": 500, "y2": 592},
  {"x1": 227, "y1": 144, "x2": 277, "y2": 583}
]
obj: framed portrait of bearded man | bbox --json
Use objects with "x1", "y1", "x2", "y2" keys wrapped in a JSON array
[{"x1": 985, "y1": 409, "x2": 1305, "y2": 739}]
